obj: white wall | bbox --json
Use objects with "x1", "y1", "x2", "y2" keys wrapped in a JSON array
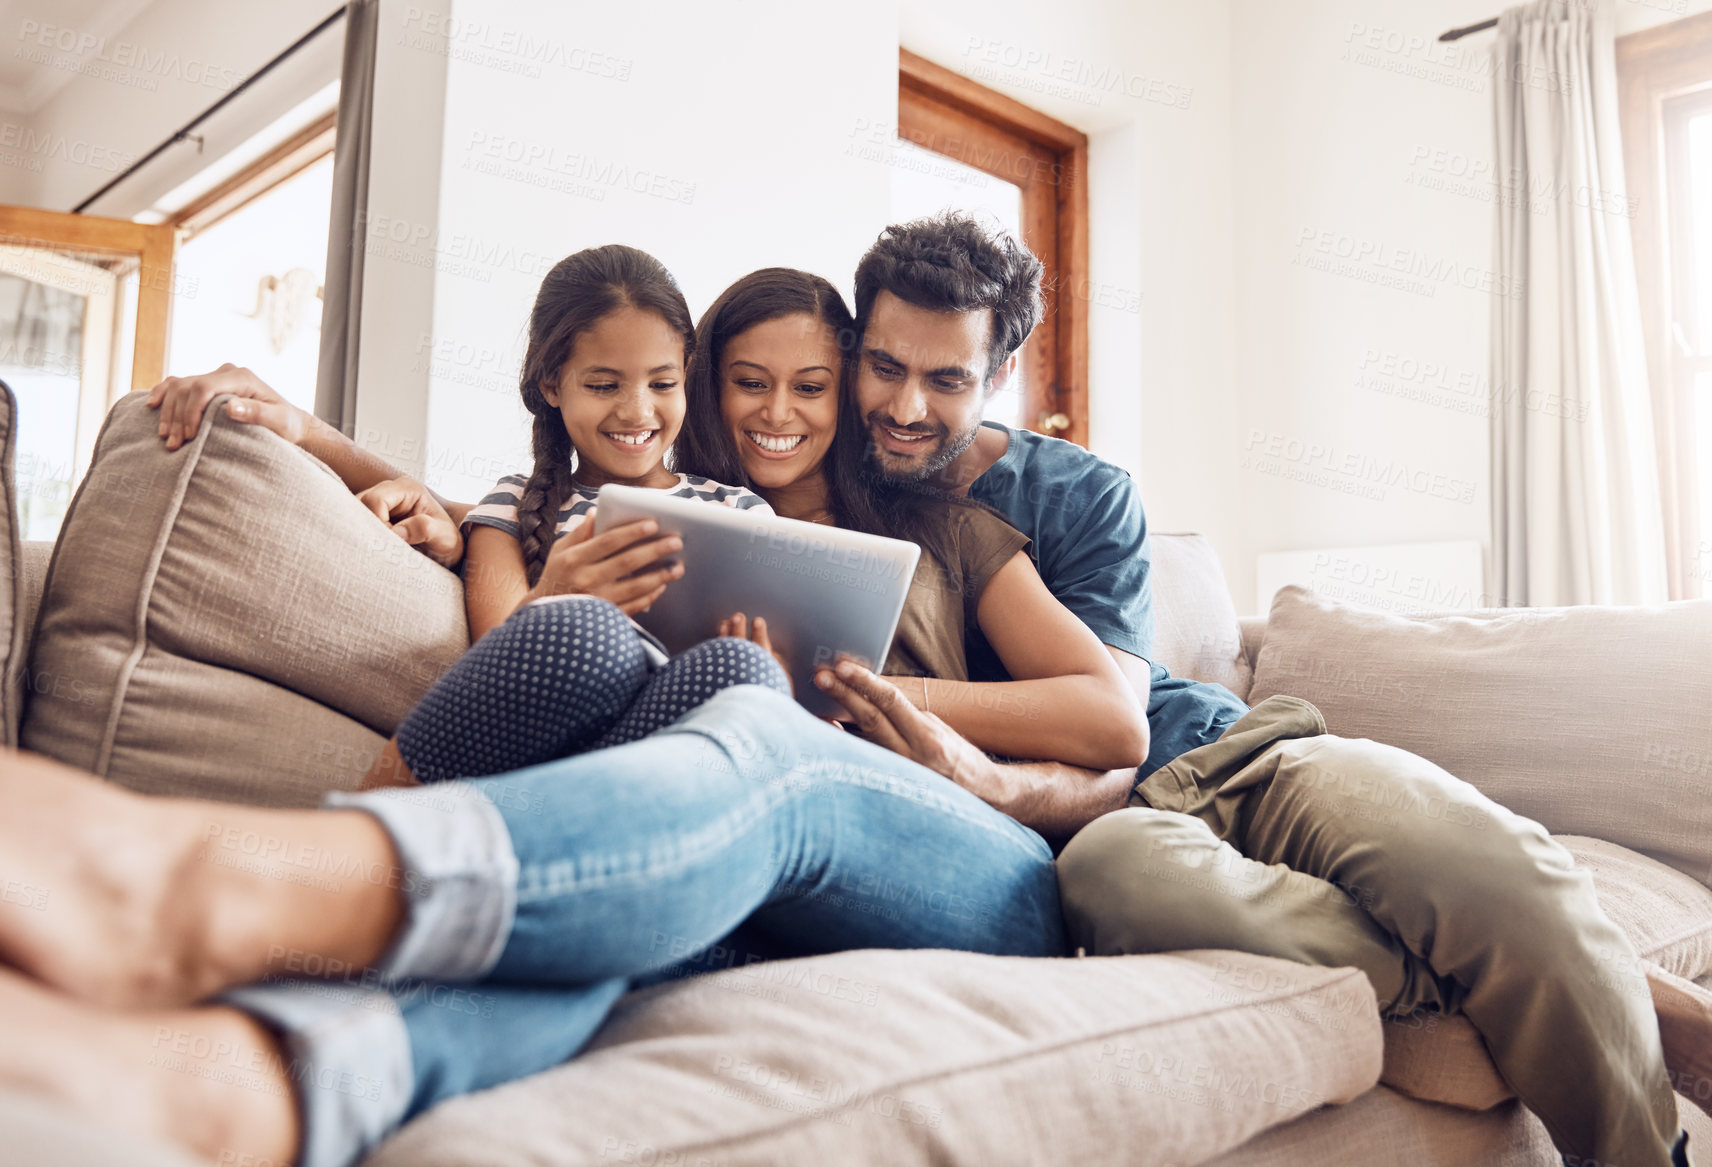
[
  {"x1": 410, "y1": 0, "x2": 897, "y2": 502},
  {"x1": 899, "y1": 0, "x2": 1238, "y2": 575},
  {"x1": 1226, "y1": 0, "x2": 1503, "y2": 614}
]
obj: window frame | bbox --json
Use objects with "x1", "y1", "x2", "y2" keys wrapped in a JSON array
[
  {"x1": 897, "y1": 49, "x2": 1090, "y2": 447},
  {"x1": 1616, "y1": 11, "x2": 1712, "y2": 600},
  {"x1": 165, "y1": 110, "x2": 336, "y2": 240}
]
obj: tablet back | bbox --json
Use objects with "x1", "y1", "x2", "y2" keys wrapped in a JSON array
[{"x1": 593, "y1": 484, "x2": 921, "y2": 716}]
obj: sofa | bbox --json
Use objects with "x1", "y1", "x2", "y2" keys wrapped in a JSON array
[{"x1": 3, "y1": 388, "x2": 1712, "y2": 1166}]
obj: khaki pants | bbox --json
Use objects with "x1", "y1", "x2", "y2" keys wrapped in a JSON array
[{"x1": 1057, "y1": 695, "x2": 1680, "y2": 1167}]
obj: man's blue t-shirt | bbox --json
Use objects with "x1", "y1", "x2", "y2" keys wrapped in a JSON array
[{"x1": 965, "y1": 422, "x2": 1249, "y2": 777}]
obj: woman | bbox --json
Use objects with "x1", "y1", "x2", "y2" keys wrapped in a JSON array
[{"x1": 0, "y1": 272, "x2": 1141, "y2": 1167}]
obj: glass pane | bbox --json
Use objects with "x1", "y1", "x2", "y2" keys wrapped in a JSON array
[
  {"x1": 1692, "y1": 113, "x2": 1712, "y2": 355},
  {"x1": 887, "y1": 137, "x2": 1027, "y2": 427},
  {"x1": 168, "y1": 154, "x2": 335, "y2": 413},
  {"x1": 0, "y1": 273, "x2": 86, "y2": 541}
]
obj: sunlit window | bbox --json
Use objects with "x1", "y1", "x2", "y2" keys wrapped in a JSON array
[
  {"x1": 1664, "y1": 98, "x2": 1712, "y2": 571},
  {"x1": 168, "y1": 153, "x2": 335, "y2": 416}
]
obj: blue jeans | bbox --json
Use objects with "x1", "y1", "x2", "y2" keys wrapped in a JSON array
[{"x1": 226, "y1": 686, "x2": 1065, "y2": 1167}]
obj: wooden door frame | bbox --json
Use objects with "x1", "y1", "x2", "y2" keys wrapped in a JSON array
[
  {"x1": 0, "y1": 205, "x2": 178, "y2": 392},
  {"x1": 898, "y1": 49, "x2": 1090, "y2": 447}
]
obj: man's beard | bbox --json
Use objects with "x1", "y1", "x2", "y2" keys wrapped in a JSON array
[{"x1": 864, "y1": 415, "x2": 982, "y2": 482}]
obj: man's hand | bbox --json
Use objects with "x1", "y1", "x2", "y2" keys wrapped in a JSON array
[
  {"x1": 357, "y1": 477, "x2": 464, "y2": 569},
  {"x1": 814, "y1": 660, "x2": 1014, "y2": 808},
  {"x1": 533, "y1": 517, "x2": 684, "y2": 615},
  {"x1": 145, "y1": 364, "x2": 310, "y2": 451}
]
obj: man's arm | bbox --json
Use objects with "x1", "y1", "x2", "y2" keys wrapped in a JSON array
[
  {"x1": 961, "y1": 758, "x2": 1136, "y2": 850},
  {"x1": 972, "y1": 645, "x2": 1153, "y2": 845}
]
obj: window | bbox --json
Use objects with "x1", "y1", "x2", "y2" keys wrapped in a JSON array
[
  {"x1": 1617, "y1": 11, "x2": 1712, "y2": 600},
  {"x1": 895, "y1": 50, "x2": 1090, "y2": 446},
  {"x1": 1666, "y1": 95, "x2": 1712, "y2": 579},
  {"x1": 0, "y1": 209, "x2": 175, "y2": 541},
  {"x1": 164, "y1": 111, "x2": 336, "y2": 417}
]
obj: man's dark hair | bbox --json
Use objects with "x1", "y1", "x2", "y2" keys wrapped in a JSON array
[{"x1": 851, "y1": 211, "x2": 1045, "y2": 382}]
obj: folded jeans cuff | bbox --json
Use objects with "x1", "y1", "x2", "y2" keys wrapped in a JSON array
[
  {"x1": 220, "y1": 980, "x2": 412, "y2": 1167},
  {"x1": 323, "y1": 780, "x2": 519, "y2": 982}
]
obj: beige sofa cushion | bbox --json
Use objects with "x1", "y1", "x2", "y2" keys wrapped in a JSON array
[
  {"x1": 1567, "y1": 834, "x2": 1712, "y2": 979},
  {"x1": 16, "y1": 541, "x2": 50, "y2": 660},
  {"x1": 21, "y1": 393, "x2": 468, "y2": 805},
  {"x1": 1207, "y1": 1082, "x2": 1712, "y2": 1167},
  {"x1": 1151, "y1": 533, "x2": 1250, "y2": 697},
  {"x1": 1248, "y1": 586, "x2": 1712, "y2": 886},
  {"x1": 366, "y1": 948, "x2": 1382, "y2": 1167}
]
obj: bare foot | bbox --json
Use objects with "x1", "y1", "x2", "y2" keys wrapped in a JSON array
[
  {"x1": 0, "y1": 964, "x2": 300, "y2": 1165},
  {"x1": 0, "y1": 748, "x2": 404, "y2": 1007},
  {"x1": 1648, "y1": 961, "x2": 1712, "y2": 1117}
]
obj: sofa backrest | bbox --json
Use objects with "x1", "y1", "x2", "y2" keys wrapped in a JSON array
[
  {"x1": 1148, "y1": 533, "x2": 1250, "y2": 699},
  {"x1": 1248, "y1": 584, "x2": 1712, "y2": 888}
]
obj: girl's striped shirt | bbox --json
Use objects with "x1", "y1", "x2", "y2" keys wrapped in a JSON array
[{"x1": 461, "y1": 472, "x2": 773, "y2": 544}]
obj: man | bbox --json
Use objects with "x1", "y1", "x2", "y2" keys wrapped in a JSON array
[
  {"x1": 145, "y1": 215, "x2": 1700, "y2": 1167},
  {"x1": 827, "y1": 212, "x2": 1697, "y2": 1167}
]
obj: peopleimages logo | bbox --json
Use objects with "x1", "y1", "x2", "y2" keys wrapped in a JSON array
[
  {"x1": 16, "y1": 20, "x2": 246, "y2": 91},
  {"x1": 960, "y1": 36, "x2": 1193, "y2": 109},
  {"x1": 1292, "y1": 227, "x2": 1525, "y2": 300},
  {"x1": 0, "y1": 121, "x2": 133, "y2": 172}
]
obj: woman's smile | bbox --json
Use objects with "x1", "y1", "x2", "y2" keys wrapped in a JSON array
[{"x1": 745, "y1": 430, "x2": 807, "y2": 457}]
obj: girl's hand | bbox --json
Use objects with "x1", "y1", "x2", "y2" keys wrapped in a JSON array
[
  {"x1": 357, "y1": 477, "x2": 464, "y2": 569},
  {"x1": 532, "y1": 517, "x2": 683, "y2": 614},
  {"x1": 718, "y1": 612, "x2": 792, "y2": 694},
  {"x1": 146, "y1": 364, "x2": 310, "y2": 451}
]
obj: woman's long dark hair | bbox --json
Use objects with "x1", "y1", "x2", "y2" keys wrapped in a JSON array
[
  {"x1": 514, "y1": 245, "x2": 694, "y2": 584},
  {"x1": 674, "y1": 266, "x2": 976, "y2": 569}
]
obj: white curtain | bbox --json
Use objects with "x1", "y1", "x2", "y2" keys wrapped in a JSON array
[{"x1": 1490, "y1": 0, "x2": 1668, "y2": 606}]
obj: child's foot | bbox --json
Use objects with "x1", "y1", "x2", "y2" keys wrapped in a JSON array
[
  {"x1": 1648, "y1": 962, "x2": 1712, "y2": 1117},
  {"x1": 0, "y1": 748, "x2": 403, "y2": 1007},
  {"x1": 0, "y1": 963, "x2": 300, "y2": 1165}
]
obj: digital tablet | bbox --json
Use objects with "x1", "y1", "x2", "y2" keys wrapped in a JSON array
[{"x1": 592, "y1": 483, "x2": 922, "y2": 716}]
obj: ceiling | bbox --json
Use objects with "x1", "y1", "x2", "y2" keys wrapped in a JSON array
[{"x1": 0, "y1": 0, "x2": 158, "y2": 113}]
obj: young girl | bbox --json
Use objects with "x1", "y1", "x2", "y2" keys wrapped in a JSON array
[{"x1": 369, "y1": 245, "x2": 789, "y2": 787}]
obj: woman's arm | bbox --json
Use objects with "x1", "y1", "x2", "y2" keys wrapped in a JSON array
[{"x1": 897, "y1": 553, "x2": 1148, "y2": 771}]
